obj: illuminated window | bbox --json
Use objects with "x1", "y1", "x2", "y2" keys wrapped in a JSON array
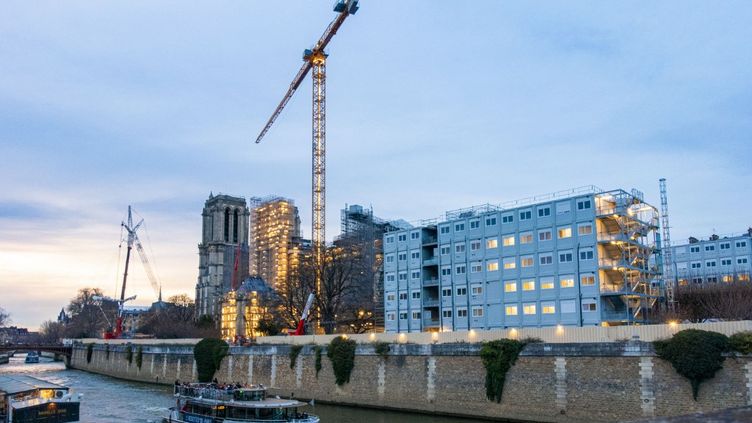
[
  {"x1": 540, "y1": 277, "x2": 554, "y2": 290},
  {"x1": 505, "y1": 305, "x2": 518, "y2": 316},
  {"x1": 523, "y1": 303, "x2": 536, "y2": 315},
  {"x1": 504, "y1": 281, "x2": 517, "y2": 293},
  {"x1": 521, "y1": 256, "x2": 534, "y2": 267},
  {"x1": 722, "y1": 275, "x2": 733, "y2": 283},
  {"x1": 520, "y1": 232, "x2": 533, "y2": 244},
  {"x1": 503, "y1": 257, "x2": 516, "y2": 269},
  {"x1": 560, "y1": 276, "x2": 575, "y2": 288},
  {"x1": 486, "y1": 238, "x2": 498, "y2": 249},
  {"x1": 580, "y1": 274, "x2": 595, "y2": 286},
  {"x1": 558, "y1": 227, "x2": 572, "y2": 239},
  {"x1": 739, "y1": 274, "x2": 750, "y2": 282},
  {"x1": 577, "y1": 223, "x2": 593, "y2": 236},
  {"x1": 503, "y1": 235, "x2": 515, "y2": 246},
  {"x1": 522, "y1": 280, "x2": 535, "y2": 291},
  {"x1": 487, "y1": 260, "x2": 499, "y2": 272},
  {"x1": 542, "y1": 302, "x2": 555, "y2": 314}
]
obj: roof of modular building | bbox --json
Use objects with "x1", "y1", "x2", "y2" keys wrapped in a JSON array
[{"x1": 0, "y1": 375, "x2": 66, "y2": 395}]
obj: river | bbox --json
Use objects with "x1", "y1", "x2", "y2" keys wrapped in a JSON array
[{"x1": 1, "y1": 354, "x2": 485, "y2": 422}]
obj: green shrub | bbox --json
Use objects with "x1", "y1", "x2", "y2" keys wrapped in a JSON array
[
  {"x1": 86, "y1": 343, "x2": 94, "y2": 363},
  {"x1": 125, "y1": 345, "x2": 133, "y2": 365},
  {"x1": 480, "y1": 339, "x2": 526, "y2": 403},
  {"x1": 193, "y1": 338, "x2": 229, "y2": 383},
  {"x1": 135, "y1": 346, "x2": 143, "y2": 369},
  {"x1": 729, "y1": 332, "x2": 752, "y2": 355},
  {"x1": 654, "y1": 329, "x2": 729, "y2": 400},
  {"x1": 373, "y1": 341, "x2": 390, "y2": 360},
  {"x1": 289, "y1": 345, "x2": 303, "y2": 369},
  {"x1": 327, "y1": 336, "x2": 357, "y2": 385},
  {"x1": 314, "y1": 346, "x2": 322, "y2": 377}
]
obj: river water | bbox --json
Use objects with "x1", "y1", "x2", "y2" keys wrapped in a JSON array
[{"x1": 1, "y1": 354, "x2": 485, "y2": 423}]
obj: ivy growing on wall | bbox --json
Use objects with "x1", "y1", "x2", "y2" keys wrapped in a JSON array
[
  {"x1": 105, "y1": 344, "x2": 110, "y2": 360},
  {"x1": 654, "y1": 329, "x2": 729, "y2": 400},
  {"x1": 86, "y1": 343, "x2": 94, "y2": 364},
  {"x1": 193, "y1": 338, "x2": 229, "y2": 383},
  {"x1": 314, "y1": 346, "x2": 322, "y2": 377},
  {"x1": 327, "y1": 336, "x2": 356, "y2": 386},
  {"x1": 135, "y1": 346, "x2": 143, "y2": 369},
  {"x1": 480, "y1": 339, "x2": 527, "y2": 403},
  {"x1": 289, "y1": 345, "x2": 303, "y2": 369},
  {"x1": 125, "y1": 345, "x2": 133, "y2": 365},
  {"x1": 373, "y1": 341, "x2": 390, "y2": 360}
]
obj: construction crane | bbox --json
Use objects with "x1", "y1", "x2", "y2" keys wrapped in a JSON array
[
  {"x1": 659, "y1": 178, "x2": 676, "y2": 312},
  {"x1": 255, "y1": 0, "x2": 360, "y2": 315},
  {"x1": 104, "y1": 206, "x2": 162, "y2": 338}
]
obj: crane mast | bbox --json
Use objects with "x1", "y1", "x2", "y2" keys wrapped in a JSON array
[
  {"x1": 659, "y1": 178, "x2": 676, "y2": 312},
  {"x1": 255, "y1": 0, "x2": 360, "y2": 323}
]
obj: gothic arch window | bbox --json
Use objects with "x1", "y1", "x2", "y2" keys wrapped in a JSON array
[
  {"x1": 224, "y1": 208, "x2": 230, "y2": 242},
  {"x1": 233, "y1": 209, "x2": 239, "y2": 243}
]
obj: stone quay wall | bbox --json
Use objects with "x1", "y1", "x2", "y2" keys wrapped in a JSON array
[{"x1": 69, "y1": 342, "x2": 752, "y2": 422}]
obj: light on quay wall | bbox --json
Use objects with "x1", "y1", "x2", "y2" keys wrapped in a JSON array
[
  {"x1": 431, "y1": 332, "x2": 439, "y2": 343},
  {"x1": 508, "y1": 328, "x2": 518, "y2": 339},
  {"x1": 468, "y1": 329, "x2": 477, "y2": 341},
  {"x1": 398, "y1": 333, "x2": 407, "y2": 343},
  {"x1": 556, "y1": 324, "x2": 565, "y2": 336},
  {"x1": 668, "y1": 321, "x2": 679, "y2": 329}
]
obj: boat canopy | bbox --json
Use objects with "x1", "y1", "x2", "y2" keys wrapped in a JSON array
[{"x1": 0, "y1": 376, "x2": 67, "y2": 395}]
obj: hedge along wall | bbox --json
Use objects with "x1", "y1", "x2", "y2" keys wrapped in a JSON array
[{"x1": 70, "y1": 342, "x2": 752, "y2": 423}]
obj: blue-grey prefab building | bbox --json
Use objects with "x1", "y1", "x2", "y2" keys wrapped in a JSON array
[
  {"x1": 670, "y1": 232, "x2": 752, "y2": 285},
  {"x1": 383, "y1": 186, "x2": 661, "y2": 333}
]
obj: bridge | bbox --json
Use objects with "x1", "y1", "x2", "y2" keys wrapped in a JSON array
[{"x1": 0, "y1": 344, "x2": 72, "y2": 358}]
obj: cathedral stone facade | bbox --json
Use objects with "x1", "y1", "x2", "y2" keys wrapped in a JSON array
[{"x1": 195, "y1": 193, "x2": 250, "y2": 319}]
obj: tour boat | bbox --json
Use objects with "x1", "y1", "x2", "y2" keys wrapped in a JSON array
[
  {"x1": 0, "y1": 375, "x2": 81, "y2": 423},
  {"x1": 23, "y1": 353, "x2": 39, "y2": 364},
  {"x1": 164, "y1": 383, "x2": 319, "y2": 423}
]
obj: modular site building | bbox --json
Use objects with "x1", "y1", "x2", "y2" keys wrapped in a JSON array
[
  {"x1": 383, "y1": 186, "x2": 662, "y2": 332},
  {"x1": 670, "y1": 231, "x2": 752, "y2": 285}
]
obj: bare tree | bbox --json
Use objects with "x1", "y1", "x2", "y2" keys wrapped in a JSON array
[
  {"x1": 660, "y1": 277, "x2": 752, "y2": 322},
  {"x1": 39, "y1": 320, "x2": 64, "y2": 344},
  {"x1": 0, "y1": 307, "x2": 9, "y2": 327},
  {"x1": 63, "y1": 288, "x2": 116, "y2": 338},
  {"x1": 139, "y1": 294, "x2": 219, "y2": 339}
]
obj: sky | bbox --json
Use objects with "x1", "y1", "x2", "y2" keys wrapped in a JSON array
[{"x1": 1, "y1": 1, "x2": 751, "y2": 330}]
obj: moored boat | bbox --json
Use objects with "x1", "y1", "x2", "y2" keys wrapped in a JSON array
[
  {"x1": 164, "y1": 383, "x2": 318, "y2": 423},
  {"x1": 23, "y1": 353, "x2": 39, "y2": 364},
  {"x1": 0, "y1": 375, "x2": 81, "y2": 423}
]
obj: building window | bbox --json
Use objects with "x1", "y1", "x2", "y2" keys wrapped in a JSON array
[
  {"x1": 558, "y1": 227, "x2": 572, "y2": 239},
  {"x1": 442, "y1": 288, "x2": 452, "y2": 297},
  {"x1": 412, "y1": 311, "x2": 421, "y2": 320},
  {"x1": 505, "y1": 305, "x2": 518, "y2": 316},
  {"x1": 455, "y1": 223, "x2": 465, "y2": 232},
  {"x1": 411, "y1": 231, "x2": 420, "y2": 240},
  {"x1": 705, "y1": 244, "x2": 715, "y2": 252},
  {"x1": 538, "y1": 206, "x2": 551, "y2": 217},
  {"x1": 472, "y1": 285, "x2": 483, "y2": 295},
  {"x1": 441, "y1": 266, "x2": 451, "y2": 276},
  {"x1": 739, "y1": 258, "x2": 749, "y2": 265},
  {"x1": 471, "y1": 262, "x2": 482, "y2": 273},
  {"x1": 440, "y1": 225, "x2": 450, "y2": 234},
  {"x1": 386, "y1": 293, "x2": 395, "y2": 301},
  {"x1": 539, "y1": 254, "x2": 553, "y2": 265},
  {"x1": 386, "y1": 273, "x2": 396, "y2": 282},
  {"x1": 487, "y1": 260, "x2": 499, "y2": 272},
  {"x1": 519, "y1": 210, "x2": 532, "y2": 220},
  {"x1": 411, "y1": 250, "x2": 420, "y2": 260},
  {"x1": 523, "y1": 303, "x2": 536, "y2": 315},
  {"x1": 582, "y1": 300, "x2": 597, "y2": 312},
  {"x1": 501, "y1": 214, "x2": 514, "y2": 224},
  {"x1": 440, "y1": 245, "x2": 450, "y2": 255},
  {"x1": 398, "y1": 234, "x2": 407, "y2": 242},
  {"x1": 456, "y1": 287, "x2": 467, "y2": 296},
  {"x1": 399, "y1": 292, "x2": 408, "y2": 300},
  {"x1": 456, "y1": 265, "x2": 467, "y2": 274},
  {"x1": 455, "y1": 243, "x2": 466, "y2": 253},
  {"x1": 520, "y1": 232, "x2": 533, "y2": 244},
  {"x1": 399, "y1": 312, "x2": 408, "y2": 320},
  {"x1": 386, "y1": 235, "x2": 394, "y2": 244},
  {"x1": 386, "y1": 254, "x2": 394, "y2": 263},
  {"x1": 411, "y1": 291, "x2": 421, "y2": 299},
  {"x1": 720, "y1": 242, "x2": 731, "y2": 250},
  {"x1": 503, "y1": 257, "x2": 516, "y2": 269},
  {"x1": 707, "y1": 276, "x2": 718, "y2": 283},
  {"x1": 579, "y1": 249, "x2": 594, "y2": 261},
  {"x1": 387, "y1": 313, "x2": 396, "y2": 321},
  {"x1": 721, "y1": 258, "x2": 732, "y2": 266},
  {"x1": 560, "y1": 276, "x2": 575, "y2": 288},
  {"x1": 556, "y1": 201, "x2": 571, "y2": 215},
  {"x1": 577, "y1": 223, "x2": 593, "y2": 236},
  {"x1": 503, "y1": 235, "x2": 515, "y2": 246},
  {"x1": 542, "y1": 302, "x2": 555, "y2": 314},
  {"x1": 737, "y1": 241, "x2": 748, "y2": 248},
  {"x1": 411, "y1": 271, "x2": 421, "y2": 280},
  {"x1": 706, "y1": 260, "x2": 716, "y2": 268},
  {"x1": 561, "y1": 300, "x2": 576, "y2": 313},
  {"x1": 398, "y1": 272, "x2": 407, "y2": 281},
  {"x1": 486, "y1": 216, "x2": 497, "y2": 226},
  {"x1": 470, "y1": 219, "x2": 480, "y2": 229},
  {"x1": 577, "y1": 199, "x2": 592, "y2": 210},
  {"x1": 559, "y1": 251, "x2": 574, "y2": 263},
  {"x1": 470, "y1": 240, "x2": 481, "y2": 251},
  {"x1": 521, "y1": 256, "x2": 534, "y2": 267},
  {"x1": 442, "y1": 310, "x2": 452, "y2": 318},
  {"x1": 581, "y1": 274, "x2": 595, "y2": 286},
  {"x1": 472, "y1": 307, "x2": 484, "y2": 317},
  {"x1": 504, "y1": 281, "x2": 517, "y2": 293},
  {"x1": 692, "y1": 277, "x2": 703, "y2": 284},
  {"x1": 690, "y1": 246, "x2": 700, "y2": 253},
  {"x1": 522, "y1": 280, "x2": 535, "y2": 291},
  {"x1": 457, "y1": 308, "x2": 468, "y2": 318},
  {"x1": 722, "y1": 275, "x2": 734, "y2": 283},
  {"x1": 398, "y1": 252, "x2": 407, "y2": 261},
  {"x1": 539, "y1": 229, "x2": 552, "y2": 241},
  {"x1": 690, "y1": 262, "x2": 701, "y2": 269},
  {"x1": 540, "y1": 277, "x2": 555, "y2": 290},
  {"x1": 486, "y1": 238, "x2": 498, "y2": 249}
]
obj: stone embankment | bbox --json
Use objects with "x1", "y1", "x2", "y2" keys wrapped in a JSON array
[{"x1": 70, "y1": 340, "x2": 752, "y2": 422}]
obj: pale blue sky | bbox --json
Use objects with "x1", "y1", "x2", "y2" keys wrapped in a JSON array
[{"x1": 1, "y1": 1, "x2": 751, "y2": 328}]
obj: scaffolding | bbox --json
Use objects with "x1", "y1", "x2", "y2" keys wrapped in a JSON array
[
  {"x1": 595, "y1": 190, "x2": 661, "y2": 325},
  {"x1": 248, "y1": 196, "x2": 301, "y2": 291}
]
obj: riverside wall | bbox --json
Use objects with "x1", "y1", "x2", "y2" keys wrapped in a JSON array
[{"x1": 70, "y1": 341, "x2": 752, "y2": 422}]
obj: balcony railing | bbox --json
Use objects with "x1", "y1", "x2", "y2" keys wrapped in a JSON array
[
  {"x1": 423, "y1": 278, "x2": 439, "y2": 287},
  {"x1": 422, "y1": 299, "x2": 439, "y2": 307},
  {"x1": 423, "y1": 257, "x2": 438, "y2": 266},
  {"x1": 422, "y1": 236, "x2": 438, "y2": 245},
  {"x1": 423, "y1": 318, "x2": 440, "y2": 327}
]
